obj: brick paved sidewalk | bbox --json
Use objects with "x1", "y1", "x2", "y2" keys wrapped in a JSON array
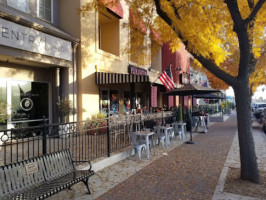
[{"x1": 96, "y1": 113, "x2": 237, "y2": 200}]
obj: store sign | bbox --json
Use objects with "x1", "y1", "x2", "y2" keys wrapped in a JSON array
[
  {"x1": 128, "y1": 65, "x2": 147, "y2": 76},
  {"x1": 0, "y1": 18, "x2": 72, "y2": 61},
  {"x1": 180, "y1": 73, "x2": 190, "y2": 85},
  {"x1": 151, "y1": 86, "x2": 157, "y2": 107}
]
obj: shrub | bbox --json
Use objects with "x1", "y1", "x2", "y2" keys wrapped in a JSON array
[{"x1": 177, "y1": 104, "x2": 183, "y2": 122}]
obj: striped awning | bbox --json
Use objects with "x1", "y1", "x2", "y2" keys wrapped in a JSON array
[{"x1": 95, "y1": 72, "x2": 149, "y2": 84}]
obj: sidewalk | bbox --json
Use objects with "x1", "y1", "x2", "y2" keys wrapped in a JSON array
[
  {"x1": 47, "y1": 111, "x2": 266, "y2": 200},
  {"x1": 213, "y1": 119, "x2": 266, "y2": 200}
]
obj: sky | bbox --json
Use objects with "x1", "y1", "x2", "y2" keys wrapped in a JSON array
[{"x1": 225, "y1": 85, "x2": 266, "y2": 102}]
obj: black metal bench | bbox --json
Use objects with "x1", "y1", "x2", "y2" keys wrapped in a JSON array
[{"x1": 0, "y1": 149, "x2": 94, "y2": 200}]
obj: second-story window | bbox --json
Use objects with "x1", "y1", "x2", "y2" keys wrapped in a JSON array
[
  {"x1": 7, "y1": 0, "x2": 28, "y2": 12},
  {"x1": 98, "y1": 10, "x2": 120, "y2": 56},
  {"x1": 38, "y1": 0, "x2": 53, "y2": 22}
]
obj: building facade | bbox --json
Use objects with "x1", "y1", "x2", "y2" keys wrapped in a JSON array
[
  {"x1": 0, "y1": 0, "x2": 193, "y2": 130},
  {"x1": 162, "y1": 42, "x2": 191, "y2": 109},
  {"x1": 60, "y1": 0, "x2": 165, "y2": 120},
  {"x1": 0, "y1": 0, "x2": 79, "y2": 130}
]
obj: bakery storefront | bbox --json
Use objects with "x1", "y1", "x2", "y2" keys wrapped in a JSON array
[{"x1": 0, "y1": 16, "x2": 78, "y2": 130}]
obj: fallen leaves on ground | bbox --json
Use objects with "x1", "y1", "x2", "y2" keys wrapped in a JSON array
[{"x1": 224, "y1": 167, "x2": 266, "y2": 199}]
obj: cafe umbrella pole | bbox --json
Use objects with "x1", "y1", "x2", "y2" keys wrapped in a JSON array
[
  {"x1": 185, "y1": 95, "x2": 195, "y2": 144},
  {"x1": 164, "y1": 84, "x2": 220, "y2": 145}
]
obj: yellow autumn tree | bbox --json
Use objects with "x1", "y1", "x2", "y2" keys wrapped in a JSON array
[{"x1": 124, "y1": 0, "x2": 266, "y2": 184}]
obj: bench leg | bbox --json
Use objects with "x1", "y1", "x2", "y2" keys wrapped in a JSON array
[{"x1": 82, "y1": 178, "x2": 91, "y2": 194}]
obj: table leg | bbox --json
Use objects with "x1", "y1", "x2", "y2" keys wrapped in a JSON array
[{"x1": 145, "y1": 136, "x2": 150, "y2": 159}]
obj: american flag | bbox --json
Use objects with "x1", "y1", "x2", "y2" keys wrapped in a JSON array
[
  {"x1": 159, "y1": 65, "x2": 175, "y2": 91},
  {"x1": 201, "y1": 79, "x2": 208, "y2": 87}
]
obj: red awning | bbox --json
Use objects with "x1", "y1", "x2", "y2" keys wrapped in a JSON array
[
  {"x1": 151, "y1": 29, "x2": 163, "y2": 45},
  {"x1": 129, "y1": 10, "x2": 147, "y2": 34},
  {"x1": 99, "y1": 0, "x2": 123, "y2": 18}
]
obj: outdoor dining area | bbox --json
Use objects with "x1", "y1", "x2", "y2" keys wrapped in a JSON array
[{"x1": 108, "y1": 111, "x2": 191, "y2": 160}]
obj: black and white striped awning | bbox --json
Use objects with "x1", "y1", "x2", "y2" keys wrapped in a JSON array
[{"x1": 95, "y1": 72, "x2": 149, "y2": 84}]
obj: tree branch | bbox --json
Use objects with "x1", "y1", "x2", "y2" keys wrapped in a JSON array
[
  {"x1": 153, "y1": 0, "x2": 173, "y2": 27},
  {"x1": 224, "y1": 0, "x2": 244, "y2": 32},
  {"x1": 167, "y1": 0, "x2": 183, "y2": 20},
  {"x1": 244, "y1": 0, "x2": 265, "y2": 25},
  {"x1": 191, "y1": 53, "x2": 237, "y2": 87}
]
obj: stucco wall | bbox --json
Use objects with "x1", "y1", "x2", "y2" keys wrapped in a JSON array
[
  {"x1": 0, "y1": 62, "x2": 51, "y2": 82},
  {"x1": 79, "y1": 0, "x2": 132, "y2": 120}
]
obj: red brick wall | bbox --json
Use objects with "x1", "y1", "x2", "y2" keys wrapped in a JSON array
[{"x1": 162, "y1": 43, "x2": 191, "y2": 107}]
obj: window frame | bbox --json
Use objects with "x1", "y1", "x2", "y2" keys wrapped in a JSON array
[
  {"x1": 37, "y1": 0, "x2": 54, "y2": 23},
  {"x1": 97, "y1": 10, "x2": 121, "y2": 58},
  {"x1": 7, "y1": 0, "x2": 29, "y2": 13}
]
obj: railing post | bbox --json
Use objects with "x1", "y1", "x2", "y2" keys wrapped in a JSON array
[
  {"x1": 42, "y1": 118, "x2": 47, "y2": 155},
  {"x1": 162, "y1": 111, "x2": 165, "y2": 125},
  {"x1": 107, "y1": 113, "x2": 110, "y2": 157}
]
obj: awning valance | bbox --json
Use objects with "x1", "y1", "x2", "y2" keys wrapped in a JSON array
[{"x1": 95, "y1": 72, "x2": 149, "y2": 84}]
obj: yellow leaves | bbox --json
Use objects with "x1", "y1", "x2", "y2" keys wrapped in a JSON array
[{"x1": 253, "y1": 47, "x2": 261, "y2": 58}]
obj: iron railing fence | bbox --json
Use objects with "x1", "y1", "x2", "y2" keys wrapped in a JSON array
[{"x1": 0, "y1": 111, "x2": 175, "y2": 166}]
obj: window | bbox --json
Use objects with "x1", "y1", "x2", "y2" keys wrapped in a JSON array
[
  {"x1": 110, "y1": 90, "x2": 119, "y2": 115},
  {"x1": 100, "y1": 90, "x2": 109, "y2": 115},
  {"x1": 98, "y1": 11, "x2": 120, "y2": 56},
  {"x1": 7, "y1": 0, "x2": 28, "y2": 12},
  {"x1": 123, "y1": 92, "x2": 131, "y2": 113},
  {"x1": 38, "y1": 0, "x2": 53, "y2": 22}
]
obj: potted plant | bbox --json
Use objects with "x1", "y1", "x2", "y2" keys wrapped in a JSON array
[
  {"x1": 57, "y1": 97, "x2": 76, "y2": 123},
  {"x1": 57, "y1": 97, "x2": 76, "y2": 138},
  {"x1": 0, "y1": 99, "x2": 9, "y2": 148},
  {"x1": 177, "y1": 104, "x2": 183, "y2": 122},
  {"x1": 0, "y1": 99, "x2": 8, "y2": 124}
]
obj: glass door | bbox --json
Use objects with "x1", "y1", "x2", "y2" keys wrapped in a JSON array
[{"x1": 0, "y1": 79, "x2": 49, "y2": 130}]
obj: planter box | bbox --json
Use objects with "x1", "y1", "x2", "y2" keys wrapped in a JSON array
[
  {"x1": 87, "y1": 121, "x2": 108, "y2": 135},
  {"x1": 58, "y1": 124, "x2": 69, "y2": 138}
]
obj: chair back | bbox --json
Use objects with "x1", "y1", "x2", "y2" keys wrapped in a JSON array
[
  {"x1": 129, "y1": 132, "x2": 138, "y2": 146},
  {"x1": 153, "y1": 126, "x2": 162, "y2": 137}
]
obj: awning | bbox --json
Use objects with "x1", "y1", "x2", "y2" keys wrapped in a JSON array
[
  {"x1": 129, "y1": 10, "x2": 147, "y2": 34},
  {"x1": 150, "y1": 28, "x2": 163, "y2": 45},
  {"x1": 95, "y1": 72, "x2": 149, "y2": 84},
  {"x1": 99, "y1": 0, "x2": 123, "y2": 19}
]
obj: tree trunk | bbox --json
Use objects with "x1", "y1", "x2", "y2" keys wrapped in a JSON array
[{"x1": 234, "y1": 81, "x2": 260, "y2": 183}]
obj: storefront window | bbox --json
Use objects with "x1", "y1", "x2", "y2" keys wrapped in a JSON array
[
  {"x1": 11, "y1": 81, "x2": 48, "y2": 127},
  {"x1": 7, "y1": 0, "x2": 28, "y2": 12},
  {"x1": 110, "y1": 90, "x2": 119, "y2": 115},
  {"x1": 123, "y1": 92, "x2": 131, "y2": 113},
  {"x1": 136, "y1": 92, "x2": 143, "y2": 109},
  {"x1": 100, "y1": 90, "x2": 109, "y2": 115},
  {"x1": 38, "y1": 0, "x2": 53, "y2": 22}
]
